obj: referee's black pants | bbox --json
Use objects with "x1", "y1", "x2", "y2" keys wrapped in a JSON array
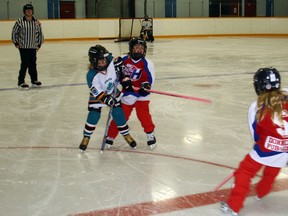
[{"x1": 18, "y1": 48, "x2": 38, "y2": 86}]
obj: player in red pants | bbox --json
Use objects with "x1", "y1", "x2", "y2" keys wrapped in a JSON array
[
  {"x1": 220, "y1": 67, "x2": 288, "y2": 216},
  {"x1": 105, "y1": 38, "x2": 156, "y2": 149}
]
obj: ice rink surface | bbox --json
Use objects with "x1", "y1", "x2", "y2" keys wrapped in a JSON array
[{"x1": 1, "y1": 37, "x2": 288, "y2": 216}]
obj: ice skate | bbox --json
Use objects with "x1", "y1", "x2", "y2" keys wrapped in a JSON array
[
  {"x1": 18, "y1": 83, "x2": 29, "y2": 90},
  {"x1": 105, "y1": 137, "x2": 114, "y2": 149},
  {"x1": 79, "y1": 136, "x2": 90, "y2": 152},
  {"x1": 147, "y1": 132, "x2": 156, "y2": 149},
  {"x1": 123, "y1": 134, "x2": 137, "y2": 149},
  {"x1": 220, "y1": 202, "x2": 238, "y2": 216},
  {"x1": 32, "y1": 81, "x2": 42, "y2": 88}
]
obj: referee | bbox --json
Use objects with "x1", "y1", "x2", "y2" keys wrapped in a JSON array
[{"x1": 11, "y1": 3, "x2": 44, "y2": 90}]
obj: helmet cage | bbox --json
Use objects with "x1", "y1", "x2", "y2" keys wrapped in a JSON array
[
  {"x1": 129, "y1": 38, "x2": 147, "y2": 61},
  {"x1": 88, "y1": 45, "x2": 110, "y2": 71},
  {"x1": 253, "y1": 67, "x2": 281, "y2": 95}
]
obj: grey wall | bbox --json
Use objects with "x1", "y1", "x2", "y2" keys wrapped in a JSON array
[
  {"x1": 1, "y1": 0, "x2": 288, "y2": 20},
  {"x1": 1, "y1": 0, "x2": 48, "y2": 20}
]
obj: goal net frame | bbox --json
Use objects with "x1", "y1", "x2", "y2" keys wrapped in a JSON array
[{"x1": 114, "y1": 18, "x2": 149, "y2": 42}]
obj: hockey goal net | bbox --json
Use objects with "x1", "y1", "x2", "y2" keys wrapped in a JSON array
[{"x1": 114, "y1": 18, "x2": 143, "y2": 42}]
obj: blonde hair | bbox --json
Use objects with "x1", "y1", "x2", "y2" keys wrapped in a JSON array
[{"x1": 256, "y1": 90, "x2": 288, "y2": 122}]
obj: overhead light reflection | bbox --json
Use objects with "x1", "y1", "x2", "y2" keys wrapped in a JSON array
[
  {"x1": 151, "y1": 185, "x2": 177, "y2": 202},
  {"x1": 183, "y1": 131, "x2": 203, "y2": 145}
]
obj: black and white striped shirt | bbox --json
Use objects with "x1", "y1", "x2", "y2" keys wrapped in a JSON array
[{"x1": 11, "y1": 16, "x2": 44, "y2": 49}]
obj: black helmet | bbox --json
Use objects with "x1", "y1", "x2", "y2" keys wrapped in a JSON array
[
  {"x1": 23, "y1": 4, "x2": 34, "y2": 14},
  {"x1": 129, "y1": 37, "x2": 147, "y2": 61},
  {"x1": 253, "y1": 67, "x2": 281, "y2": 95},
  {"x1": 88, "y1": 45, "x2": 110, "y2": 71}
]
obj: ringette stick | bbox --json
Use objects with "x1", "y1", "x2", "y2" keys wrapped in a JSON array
[
  {"x1": 213, "y1": 173, "x2": 234, "y2": 191},
  {"x1": 100, "y1": 104, "x2": 114, "y2": 151},
  {"x1": 133, "y1": 87, "x2": 212, "y2": 104},
  {"x1": 100, "y1": 84, "x2": 117, "y2": 151}
]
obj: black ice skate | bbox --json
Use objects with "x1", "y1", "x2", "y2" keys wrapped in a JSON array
[
  {"x1": 147, "y1": 132, "x2": 156, "y2": 149},
  {"x1": 18, "y1": 83, "x2": 29, "y2": 90},
  {"x1": 32, "y1": 81, "x2": 42, "y2": 88},
  {"x1": 105, "y1": 137, "x2": 114, "y2": 149}
]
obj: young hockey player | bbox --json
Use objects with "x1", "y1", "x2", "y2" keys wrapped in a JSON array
[
  {"x1": 220, "y1": 67, "x2": 288, "y2": 215},
  {"x1": 105, "y1": 38, "x2": 156, "y2": 149},
  {"x1": 140, "y1": 15, "x2": 154, "y2": 42},
  {"x1": 79, "y1": 45, "x2": 136, "y2": 151}
]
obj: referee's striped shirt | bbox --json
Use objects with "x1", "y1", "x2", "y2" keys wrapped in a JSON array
[{"x1": 11, "y1": 16, "x2": 44, "y2": 49}]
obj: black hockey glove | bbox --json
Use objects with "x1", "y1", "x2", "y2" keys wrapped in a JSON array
[
  {"x1": 114, "y1": 57, "x2": 124, "y2": 81},
  {"x1": 138, "y1": 82, "x2": 151, "y2": 96},
  {"x1": 101, "y1": 94, "x2": 116, "y2": 106},
  {"x1": 121, "y1": 77, "x2": 134, "y2": 92},
  {"x1": 113, "y1": 89, "x2": 123, "y2": 107}
]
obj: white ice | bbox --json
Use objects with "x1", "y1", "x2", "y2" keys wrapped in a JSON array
[{"x1": 1, "y1": 37, "x2": 288, "y2": 216}]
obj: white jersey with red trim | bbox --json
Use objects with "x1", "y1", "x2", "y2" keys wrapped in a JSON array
[{"x1": 248, "y1": 99, "x2": 288, "y2": 168}]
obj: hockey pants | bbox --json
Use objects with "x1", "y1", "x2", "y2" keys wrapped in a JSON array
[
  {"x1": 227, "y1": 154, "x2": 280, "y2": 213},
  {"x1": 107, "y1": 100, "x2": 155, "y2": 139}
]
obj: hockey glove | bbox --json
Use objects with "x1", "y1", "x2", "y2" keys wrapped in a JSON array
[
  {"x1": 101, "y1": 95, "x2": 116, "y2": 106},
  {"x1": 113, "y1": 89, "x2": 123, "y2": 107},
  {"x1": 121, "y1": 77, "x2": 134, "y2": 92},
  {"x1": 114, "y1": 57, "x2": 124, "y2": 81},
  {"x1": 138, "y1": 82, "x2": 151, "y2": 96}
]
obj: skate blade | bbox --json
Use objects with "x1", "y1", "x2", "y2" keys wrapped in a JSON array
[
  {"x1": 106, "y1": 144, "x2": 112, "y2": 150},
  {"x1": 19, "y1": 88, "x2": 29, "y2": 91}
]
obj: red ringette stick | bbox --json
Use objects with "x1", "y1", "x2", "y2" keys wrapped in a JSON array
[
  {"x1": 213, "y1": 173, "x2": 234, "y2": 191},
  {"x1": 133, "y1": 87, "x2": 212, "y2": 104}
]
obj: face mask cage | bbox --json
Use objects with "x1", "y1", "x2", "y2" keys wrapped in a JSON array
[
  {"x1": 91, "y1": 57, "x2": 108, "y2": 71},
  {"x1": 131, "y1": 53, "x2": 144, "y2": 61}
]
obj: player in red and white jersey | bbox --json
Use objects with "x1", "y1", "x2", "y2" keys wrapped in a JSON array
[
  {"x1": 105, "y1": 38, "x2": 156, "y2": 149},
  {"x1": 221, "y1": 67, "x2": 288, "y2": 216},
  {"x1": 248, "y1": 97, "x2": 288, "y2": 167}
]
